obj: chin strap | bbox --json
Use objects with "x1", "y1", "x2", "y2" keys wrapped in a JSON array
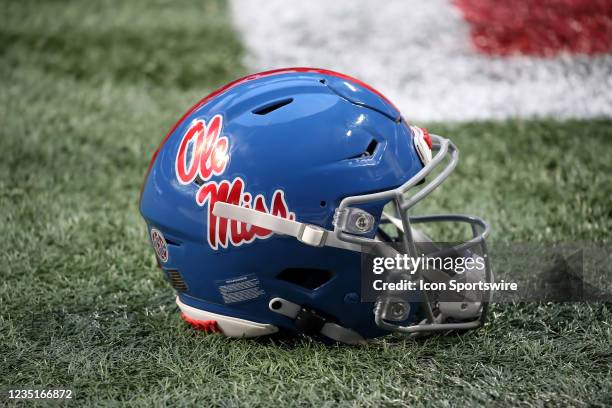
[
  {"x1": 269, "y1": 298, "x2": 366, "y2": 345},
  {"x1": 212, "y1": 202, "x2": 362, "y2": 251}
]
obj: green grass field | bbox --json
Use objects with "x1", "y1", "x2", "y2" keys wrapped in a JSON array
[{"x1": 1, "y1": 0, "x2": 611, "y2": 406}]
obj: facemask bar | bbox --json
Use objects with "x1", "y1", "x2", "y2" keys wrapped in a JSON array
[
  {"x1": 332, "y1": 134, "x2": 493, "y2": 334},
  {"x1": 375, "y1": 213, "x2": 492, "y2": 334}
]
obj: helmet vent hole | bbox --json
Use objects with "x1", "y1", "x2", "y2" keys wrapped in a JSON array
[
  {"x1": 252, "y1": 98, "x2": 294, "y2": 115},
  {"x1": 364, "y1": 139, "x2": 378, "y2": 156},
  {"x1": 346, "y1": 139, "x2": 378, "y2": 160},
  {"x1": 193, "y1": 176, "x2": 204, "y2": 186},
  {"x1": 164, "y1": 237, "x2": 181, "y2": 246},
  {"x1": 166, "y1": 270, "x2": 188, "y2": 292},
  {"x1": 320, "y1": 201, "x2": 326, "y2": 207},
  {"x1": 276, "y1": 268, "x2": 334, "y2": 290}
]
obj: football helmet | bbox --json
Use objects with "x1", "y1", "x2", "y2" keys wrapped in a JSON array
[{"x1": 140, "y1": 68, "x2": 493, "y2": 344}]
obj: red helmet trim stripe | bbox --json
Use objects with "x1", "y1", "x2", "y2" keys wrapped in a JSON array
[
  {"x1": 180, "y1": 312, "x2": 220, "y2": 333},
  {"x1": 421, "y1": 127, "x2": 433, "y2": 149},
  {"x1": 140, "y1": 68, "x2": 398, "y2": 201}
]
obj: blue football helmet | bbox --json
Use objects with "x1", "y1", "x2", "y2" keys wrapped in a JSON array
[{"x1": 140, "y1": 68, "x2": 493, "y2": 344}]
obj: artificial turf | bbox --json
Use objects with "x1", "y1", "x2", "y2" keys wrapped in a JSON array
[{"x1": 1, "y1": 0, "x2": 611, "y2": 406}]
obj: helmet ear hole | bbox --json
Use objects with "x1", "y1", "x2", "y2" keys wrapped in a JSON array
[
  {"x1": 320, "y1": 200, "x2": 327, "y2": 207},
  {"x1": 276, "y1": 268, "x2": 334, "y2": 290}
]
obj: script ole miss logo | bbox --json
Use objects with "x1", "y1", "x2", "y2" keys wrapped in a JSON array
[{"x1": 175, "y1": 114, "x2": 295, "y2": 250}]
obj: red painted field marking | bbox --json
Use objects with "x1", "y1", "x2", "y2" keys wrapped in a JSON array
[{"x1": 453, "y1": 0, "x2": 612, "y2": 56}]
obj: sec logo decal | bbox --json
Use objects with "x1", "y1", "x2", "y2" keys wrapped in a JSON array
[{"x1": 150, "y1": 228, "x2": 169, "y2": 263}]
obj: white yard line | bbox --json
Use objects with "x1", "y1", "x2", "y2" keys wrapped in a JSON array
[{"x1": 230, "y1": 0, "x2": 612, "y2": 122}]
